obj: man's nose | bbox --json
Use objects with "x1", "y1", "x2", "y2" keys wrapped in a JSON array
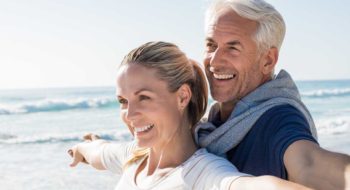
[{"x1": 209, "y1": 48, "x2": 225, "y2": 68}]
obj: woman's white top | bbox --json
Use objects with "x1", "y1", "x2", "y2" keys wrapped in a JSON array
[{"x1": 101, "y1": 142, "x2": 249, "y2": 190}]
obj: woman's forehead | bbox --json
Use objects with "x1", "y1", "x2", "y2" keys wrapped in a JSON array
[{"x1": 116, "y1": 64, "x2": 166, "y2": 96}]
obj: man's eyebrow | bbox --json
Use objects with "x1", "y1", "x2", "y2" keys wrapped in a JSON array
[
  {"x1": 227, "y1": 40, "x2": 242, "y2": 46},
  {"x1": 205, "y1": 38, "x2": 243, "y2": 47},
  {"x1": 205, "y1": 38, "x2": 215, "y2": 42}
]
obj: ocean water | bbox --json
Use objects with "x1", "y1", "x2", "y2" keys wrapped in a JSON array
[{"x1": 0, "y1": 80, "x2": 350, "y2": 190}]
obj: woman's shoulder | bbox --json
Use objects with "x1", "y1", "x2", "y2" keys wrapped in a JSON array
[
  {"x1": 181, "y1": 148, "x2": 250, "y2": 190},
  {"x1": 182, "y1": 148, "x2": 239, "y2": 173}
]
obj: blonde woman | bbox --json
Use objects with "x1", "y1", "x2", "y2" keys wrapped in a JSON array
[{"x1": 68, "y1": 41, "x2": 311, "y2": 190}]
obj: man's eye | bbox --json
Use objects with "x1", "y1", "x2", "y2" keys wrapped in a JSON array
[
  {"x1": 229, "y1": 46, "x2": 238, "y2": 50},
  {"x1": 206, "y1": 42, "x2": 217, "y2": 51}
]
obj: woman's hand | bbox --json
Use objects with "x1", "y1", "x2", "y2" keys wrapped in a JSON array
[
  {"x1": 68, "y1": 143, "x2": 88, "y2": 167},
  {"x1": 68, "y1": 133, "x2": 107, "y2": 170}
]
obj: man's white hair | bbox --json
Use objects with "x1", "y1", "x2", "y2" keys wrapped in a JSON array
[{"x1": 205, "y1": 0, "x2": 286, "y2": 53}]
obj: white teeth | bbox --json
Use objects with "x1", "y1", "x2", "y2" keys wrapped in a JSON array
[
  {"x1": 209, "y1": 67, "x2": 235, "y2": 80},
  {"x1": 134, "y1": 124, "x2": 154, "y2": 133},
  {"x1": 213, "y1": 73, "x2": 234, "y2": 80}
]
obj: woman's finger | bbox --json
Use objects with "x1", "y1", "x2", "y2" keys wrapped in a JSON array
[
  {"x1": 83, "y1": 133, "x2": 100, "y2": 141},
  {"x1": 69, "y1": 150, "x2": 86, "y2": 167},
  {"x1": 67, "y1": 149, "x2": 73, "y2": 157},
  {"x1": 83, "y1": 133, "x2": 93, "y2": 141},
  {"x1": 90, "y1": 134, "x2": 100, "y2": 141},
  {"x1": 70, "y1": 156, "x2": 81, "y2": 167}
]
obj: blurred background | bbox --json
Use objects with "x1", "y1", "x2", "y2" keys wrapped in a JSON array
[{"x1": 0, "y1": 0, "x2": 349, "y2": 189}]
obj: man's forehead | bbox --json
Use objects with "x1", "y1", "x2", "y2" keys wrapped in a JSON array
[
  {"x1": 206, "y1": 9, "x2": 257, "y2": 37},
  {"x1": 209, "y1": 8, "x2": 257, "y2": 28}
]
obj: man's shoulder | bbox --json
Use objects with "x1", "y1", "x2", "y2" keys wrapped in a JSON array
[
  {"x1": 251, "y1": 104, "x2": 311, "y2": 136},
  {"x1": 260, "y1": 104, "x2": 307, "y2": 122}
]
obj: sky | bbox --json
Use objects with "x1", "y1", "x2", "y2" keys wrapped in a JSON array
[{"x1": 0, "y1": 0, "x2": 349, "y2": 89}]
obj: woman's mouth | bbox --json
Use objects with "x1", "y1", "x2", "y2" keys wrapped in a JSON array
[{"x1": 134, "y1": 124, "x2": 154, "y2": 133}]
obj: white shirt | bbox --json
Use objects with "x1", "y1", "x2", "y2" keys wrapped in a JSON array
[{"x1": 101, "y1": 142, "x2": 249, "y2": 190}]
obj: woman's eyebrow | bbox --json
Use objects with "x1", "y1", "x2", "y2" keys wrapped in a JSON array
[{"x1": 134, "y1": 88, "x2": 154, "y2": 95}]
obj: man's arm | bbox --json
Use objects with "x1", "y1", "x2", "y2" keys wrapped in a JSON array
[
  {"x1": 230, "y1": 176, "x2": 312, "y2": 190},
  {"x1": 284, "y1": 140, "x2": 350, "y2": 190}
]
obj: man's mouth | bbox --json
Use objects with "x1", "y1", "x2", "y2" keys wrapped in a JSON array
[
  {"x1": 209, "y1": 67, "x2": 236, "y2": 80},
  {"x1": 213, "y1": 73, "x2": 236, "y2": 80}
]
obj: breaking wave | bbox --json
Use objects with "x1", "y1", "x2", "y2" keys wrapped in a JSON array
[
  {"x1": 301, "y1": 88, "x2": 350, "y2": 98},
  {"x1": 0, "y1": 130, "x2": 132, "y2": 144},
  {"x1": 0, "y1": 97, "x2": 117, "y2": 115}
]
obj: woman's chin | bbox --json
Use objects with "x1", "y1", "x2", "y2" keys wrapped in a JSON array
[{"x1": 135, "y1": 139, "x2": 154, "y2": 149}]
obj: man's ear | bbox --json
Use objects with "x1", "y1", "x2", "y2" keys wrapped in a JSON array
[
  {"x1": 177, "y1": 84, "x2": 192, "y2": 111},
  {"x1": 261, "y1": 47, "x2": 278, "y2": 75}
]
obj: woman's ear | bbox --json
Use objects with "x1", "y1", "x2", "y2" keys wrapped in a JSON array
[
  {"x1": 177, "y1": 84, "x2": 192, "y2": 111},
  {"x1": 261, "y1": 47, "x2": 278, "y2": 75}
]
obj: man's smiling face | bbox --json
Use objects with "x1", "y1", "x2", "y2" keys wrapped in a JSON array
[{"x1": 204, "y1": 9, "x2": 267, "y2": 105}]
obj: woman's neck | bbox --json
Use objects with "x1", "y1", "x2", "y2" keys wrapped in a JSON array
[{"x1": 145, "y1": 125, "x2": 197, "y2": 176}]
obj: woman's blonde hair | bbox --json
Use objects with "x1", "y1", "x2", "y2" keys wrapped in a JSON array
[{"x1": 119, "y1": 41, "x2": 208, "y2": 168}]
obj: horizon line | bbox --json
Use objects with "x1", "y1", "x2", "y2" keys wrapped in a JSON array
[{"x1": 1, "y1": 78, "x2": 350, "y2": 91}]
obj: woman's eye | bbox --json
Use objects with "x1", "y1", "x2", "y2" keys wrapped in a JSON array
[
  {"x1": 139, "y1": 95, "x2": 150, "y2": 101},
  {"x1": 118, "y1": 98, "x2": 128, "y2": 104}
]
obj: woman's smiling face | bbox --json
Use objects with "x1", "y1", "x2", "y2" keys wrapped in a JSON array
[{"x1": 116, "y1": 64, "x2": 183, "y2": 149}]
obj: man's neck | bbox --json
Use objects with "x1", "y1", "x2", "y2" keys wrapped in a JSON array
[
  {"x1": 219, "y1": 100, "x2": 237, "y2": 122},
  {"x1": 218, "y1": 75, "x2": 274, "y2": 122}
]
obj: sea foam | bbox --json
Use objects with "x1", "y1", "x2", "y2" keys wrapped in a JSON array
[
  {"x1": 0, "y1": 130, "x2": 132, "y2": 144},
  {"x1": 0, "y1": 97, "x2": 117, "y2": 115},
  {"x1": 302, "y1": 88, "x2": 350, "y2": 98},
  {"x1": 316, "y1": 117, "x2": 350, "y2": 135}
]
